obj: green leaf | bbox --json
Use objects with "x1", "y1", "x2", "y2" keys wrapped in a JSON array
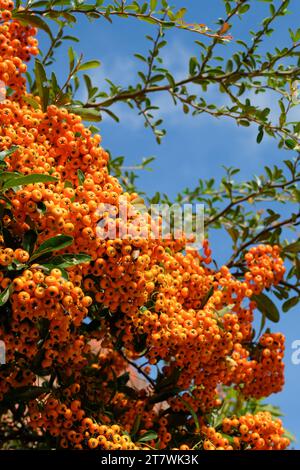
[
  {"x1": 284, "y1": 241, "x2": 300, "y2": 253},
  {"x1": 83, "y1": 74, "x2": 92, "y2": 93},
  {"x1": 139, "y1": 16, "x2": 158, "y2": 25},
  {"x1": 64, "y1": 180, "x2": 73, "y2": 189},
  {"x1": 252, "y1": 293, "x2": 280, "y2": 323},
  {"x1": 257, "y1": 313, "x2": 266, "y2": 337},
  {"x1": 0, "y1": 171, "x2": 20, "y2": 183},
  {"x1": 238, "y1": 120, "x2": 250, "y2": 127},
  {"x1": 66, "y1": 107, "x2": 102, "y2": 122},
  {"x1": 285, "y1": 139, "x2": 296, "y2": 149},
  {"x1": 178, "y1": 397, "x2": 200, "y2": 432},
  {"x1": 0, "y1": 146, "x2": 18, "y2": 162},
  {"x1": 257, "y1": 128, "x2": 264, "y2": 144},
  {"x1": 77, "y1": 169, "x2": 85, "y2": 185},
  {"x1": 34, "y1": 59, "x2": 49, "y2": 111},
  {"x1": 0, "y1": 285, "x2": 11, "y2": 306},
  {"x1": 183, "y1": 104, "x2": 189, "y2": 114},
  {"x1": 226, "y1": 59, "x2": 233, "y2": 73},
  {"x1": 282, "y1": 296, "x2": 299, "y2": 312},
  {"x1": 189, "y1": 56, "x2": 198, "y2": 75},
  {"x1": 200, "y1": 286, "x2": 214, "y2": 308},
  {"x1": 256, "y1": 403, "x2": 283, "y2": 418},
  {"x1": 226, "y1": 227, "x2": 239, "y2": 244},
  {"x1": 150, "y1": 74, "x2": 164, "y2": 84},
  {"x1": 75, "y1": 3, "x2": 100, "y2": 11},
  {"x1": 30, "y1": 235, "x2": 74, "y2": 261},
  {"x1": 150, "y1": 0, "x2": 158, "y2": 11},
  {"x1": 63, "y1": 35, "x2": 79, "y2": 43},
  {"x1": 22, "y1": 95, "x2": 40, "y2": 110},
  {"x1": 68, "y1": 46, "x2": 76, "y2": 72},
  {"x1": 137, "y1": 430, "x2": 158, "y2": 443},
  {"x1": 166, "y1": 72, "x2": 175, "y2": 88},
  {"x1": 62, "y1": 11, "x2": 76, "y2": 23},
  {"x1": 134, "y1": 53, "x2": 147, "y2": 63},
  {"x1": 78, "y1": 60, "x2": 101, "y2": 71},
  {"x1": 102, "y1": 108, "x2": 120, "y2": 122},
  {"x1": 23, "y1": 230, "x2": 38, "y2": 256},
  {"x1": 131, "y1": 414, "x2": 142, "y2": 438},
  {"x1": 3, "y1": 174, "x2": 57, "y2": 190},
  {"x1": 44, "y1": 253, "x2": 91, "y2": 269},
  {"x1": 176, "y1": 8, "x2": 187, "y2": 19},
  {"x1": 238, "y1": 4, "x2": 250, "y2": 14},
  {"x1": 51, "y1": 72, "x2": 60, "y2": 95}
]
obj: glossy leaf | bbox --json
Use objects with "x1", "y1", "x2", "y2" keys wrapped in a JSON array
[
  {"x1": 30, "y1": 235, "x2": 74, "y2": 261},
  {"x1": 78, "y1": 60, "x2": 101, "y2": 71},
  {"x1": 23, "y1": 230, "x2": 38, "y2": 256},
  {"x1": 0, "y1": 285, "x2": 11, "y2": 307},
  {"x1": 137, "y1": 430, "x2": 158, "y2": 443},
  {"x1": 34, "y1": 60, "x2": 50, "y2": 111},
  {"x1": 252, "y1": 293, "x2": 280, "y2": 323}
]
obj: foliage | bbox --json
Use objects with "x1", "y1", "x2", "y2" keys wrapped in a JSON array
[{"x1": 0, "y1": 0, "x2": 299, "y2": 451}]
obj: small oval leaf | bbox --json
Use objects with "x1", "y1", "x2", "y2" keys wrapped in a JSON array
[
  {"x1": 252, "y1": 293, "x2": 280, "y2": 323},
  {"x1": 282, "y1": 296, "x2": 299, "y2": 313},
  {"x1": 78, "y1": 60, "x2": 101, "y2": 71},
  {"x1": 0, "y1": 285, "x2": 11, "y2": 306}
]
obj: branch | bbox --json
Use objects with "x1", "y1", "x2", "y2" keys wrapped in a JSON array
[
  {"x1": 172, "y1": 92, "x2": 300, "y2": 145},
  {"x1": 144, "y1": 21, "x2": 165, "y2": 88},
  {"x1": 84, "y1": 67, "x2": 300, "y2": 109},
  {"x1": 198, "y1": 1, "x2": 242, "y2": 75},
  {"x1": 238, "y1": 0, "x2": 289, "y2": 71},
  {"x1": 227, "y1": 211, "x2": 300, "y2": 268},
  {"x1": 42, "y1": 22, "x2": 65, "y2": 66},
  {"x1": 279, "y1": 280, "x2": 300, "y2": 296},
  {"x1": 206, "y1": 176, "x2": 300, "y2": 227},
  {"x1": 54, "y1": 54, "x2": 83, "y2": 103},
  {"x1": 119, "y1": 349, "x2": 155, "y2": 389},
  {"x1": 30, "y1": 7, "x2": 227, "y2": 39}
]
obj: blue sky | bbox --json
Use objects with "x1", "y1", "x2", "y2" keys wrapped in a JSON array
[{"x1": 35, "y1": 0, "x2": 300, "y2": 445}]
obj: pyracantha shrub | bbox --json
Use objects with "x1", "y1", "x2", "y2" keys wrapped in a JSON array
[{"x1": 0, "y1": 1, "x2": 290, "y2": 450}]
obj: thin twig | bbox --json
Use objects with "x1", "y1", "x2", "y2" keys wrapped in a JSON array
[
  {"x1": 280, "y1": 280, "x2": 300, "y2": 296},
  {"x1": 206, "y1": 177, "x2": 300, "y2": 226},
  {"x1": 227, "y1": 212, "x2": 300, "y2": 268},
  {"x1": 84, "y1": 67, "x2": 300, "y2": 109},
  {"x1": 119, "y1": 349, "x2": 155, "y2": 389}
]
